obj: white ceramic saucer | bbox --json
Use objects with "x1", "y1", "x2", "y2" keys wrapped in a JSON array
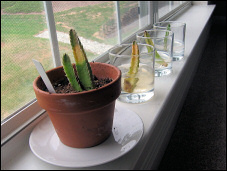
[{"x1": 29, "y1": 103, "x2": 144, "y2": 168}]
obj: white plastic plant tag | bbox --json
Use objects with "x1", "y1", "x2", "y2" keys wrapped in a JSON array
[{"x1": 32, "y1": 59, "x2": 56, "y2": 94}]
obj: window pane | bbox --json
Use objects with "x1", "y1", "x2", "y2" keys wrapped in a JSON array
[
  {"x1": 51, "y1": 1, "x2": 117, "y2": 62},
  {"x1": 1, "y1": 1, "x2": 150, "y2": 121},
  {"x1": 119, "y1": 1, "x2": 139, "y2": 41},
  {"x1": 119, "y1": 1, "x2": 149, "y2": 42},
  {"x1": 51, "y1": 1, "x2": 149, "y2": 62},
  {"x1": 139, "y1": 1, "x2": 149, "y2": 28},
  {"x1": 158, "y1": 1, "x2": 185, "y2": 19},
  {"x1": 1, "y1": 1, "x2": 53, "y2": 121}
]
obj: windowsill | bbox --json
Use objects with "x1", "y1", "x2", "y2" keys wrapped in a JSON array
[{"x1": 1, "y1": 5, "x2": 215, "y2": 170}]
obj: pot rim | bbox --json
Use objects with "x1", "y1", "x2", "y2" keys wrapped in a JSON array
[{"x1": 33, "y1": 62, "x2": 121, "y2": 96}]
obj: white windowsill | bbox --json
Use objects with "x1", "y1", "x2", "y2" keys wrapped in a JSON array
[{"x1": 1, "y1": 5, "x2": 215, "y2": 170}]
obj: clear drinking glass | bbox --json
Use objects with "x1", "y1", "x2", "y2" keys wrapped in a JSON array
[
  {"x1": 109, "y1": 43, "x2": 155, "y2": 103},
  {"x1": 153, "y1": 21, "x2": 186, "y2": 61},
  {"x1": 136, "y1": 29, "x2": 174, "y2": 77}
]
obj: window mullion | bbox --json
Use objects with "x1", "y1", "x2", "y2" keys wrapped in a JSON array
[
  {"x1": 152, "y1": 1, "x2": 159, "y2": 25},
  {"x1": 115, "y1": 1, "x2": 122, "y2": 44},
  {"x1": 43, "y1": 1, "x2": 61, "y2": 67}
]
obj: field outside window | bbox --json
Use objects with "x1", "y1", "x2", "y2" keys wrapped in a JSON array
[
  {"x1": 1, "y1": 1, "x2": 52, "y2": 121},
  {"x1": 1, "y1": 1, "x2": 149, "y2": 121}
]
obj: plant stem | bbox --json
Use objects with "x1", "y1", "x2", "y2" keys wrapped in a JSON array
[
  {"x1": 144, "y1": 31, "x2": 168, "y2": 67},
  {"x1": 164, "y1": 24, "x2": 171, "y2": 51},
  {"x1": 123, "y1": 41, "x2": 140, "y2": 93}
]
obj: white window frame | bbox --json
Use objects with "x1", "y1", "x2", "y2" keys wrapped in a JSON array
[
  {"x1": 1, "y1": 1, "x2": 191, "y2": 146},
  {"x1": 158, "y1": 1, "x2": 192, "y2": 22}
]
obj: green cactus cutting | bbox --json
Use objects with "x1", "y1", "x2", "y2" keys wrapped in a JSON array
[
  {"x1": 144, "y1": 31, "x2": 168, "y2": 67},
  {"x1": 123, "y1": 41, "x2": 139, "y2": 93},
  {"x1": 69, "y1": 29, "x2": 95, "y2": 90},
  {"x1": 62, "y1": 53, "x2": 82, "y2": 92}
]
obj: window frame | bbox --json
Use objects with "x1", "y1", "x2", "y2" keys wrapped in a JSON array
[
  {"x1": 158, "y1": 1, "x2": 192, "y2": 22},
  {"x1": 1, "y1": 1, "x2": 191, "y2": 146}
]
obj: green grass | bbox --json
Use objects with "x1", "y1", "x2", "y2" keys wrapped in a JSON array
[
  {"x1": 1, "y1": 14, "x2": 46, "y2": 36},
  {"x1": 1, "y1": 1, "x2": 43, "y2": 13},
  {"x1": 1, "y1": 34, "x2": 53, "y2": 119},
  {"x1": 1, "y1": 3, "x2": 53, "y2": 119},
  {"x1": 54, "y1": 2, "x2": 116, "y2": 43}
]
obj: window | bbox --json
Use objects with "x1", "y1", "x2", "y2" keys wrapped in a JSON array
[
  {"x1": 1, "y1": 1, "x2": 191, "y2": 143},
  {"x1": 158, "y1": 1, "x2": 186, "y2": 19},
  {"x1": 1, "y1": 1, "x2": 150, "y2": 122},
  {"x1": 51, "y1": 1, "x2": 150, "y2": 62},
  {"x1": 118, "y1": 1, "x2": 148, "y2": 42},
  {"x1": 52, "y1": 1, "x2": 117, "y2": 63},
  {"x1": 1, "y1": 1, "x2": 53, "y2": 121}
]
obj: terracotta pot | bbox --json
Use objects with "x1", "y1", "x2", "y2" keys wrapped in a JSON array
[{"x1": 33, "y1": 62, "x2": 121, "y2": 148}]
